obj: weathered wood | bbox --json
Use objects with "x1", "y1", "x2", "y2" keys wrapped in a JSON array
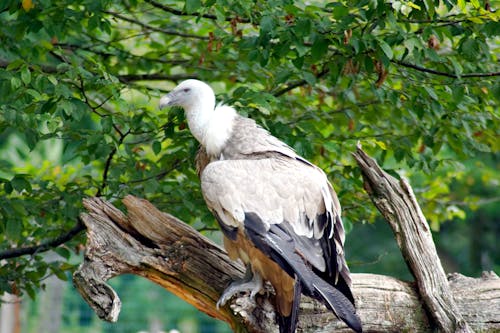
[
  {"x1": 352, "y1": 144, "x2": 473, "y2": 333},
  {"x1": 74, "y1": 195, "x2": 500, "y2": 333}
]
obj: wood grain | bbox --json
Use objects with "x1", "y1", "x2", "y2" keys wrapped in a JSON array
[{"x1": 74, "y1": 194, "x2": 499, "y2": 332}]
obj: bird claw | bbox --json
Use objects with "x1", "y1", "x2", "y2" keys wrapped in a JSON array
[{"x1": 217, "y1": 265, "x2": 263, "y2": 309}]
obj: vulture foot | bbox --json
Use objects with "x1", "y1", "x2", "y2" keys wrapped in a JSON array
[{"x1": 217, "y1": 264, "x2": 263, "y2": 309}]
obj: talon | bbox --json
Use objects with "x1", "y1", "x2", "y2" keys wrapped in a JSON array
[
  {"x1": 249, "y1": 273, "x2": 263, "y2": 299},
  {"x1": 216, "y1": 264, "x2": 263, "y2": 309}
]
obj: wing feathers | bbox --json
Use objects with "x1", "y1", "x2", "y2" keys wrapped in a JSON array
[
  {"x1": 201, "y1": 158, "x2": 339, "y2": 236},
  {"x1": 201, "y1": 154, "x2": 359, "y2": 330},
  {"x1": 312, "y1": 280, "x2": 362, "y2": 333},
  {"x1": 201, "y1": 157, "x2": 350, "y2": 275},
  {"x1": 244, "y1": 213, "x2": 361, "y2": 332}
]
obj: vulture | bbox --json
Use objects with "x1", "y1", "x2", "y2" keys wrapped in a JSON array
[{"x1": 159, "y1": 79, "x2": 362, "y2": 333}]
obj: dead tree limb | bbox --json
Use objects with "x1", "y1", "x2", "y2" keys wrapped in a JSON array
[
  {"x1": 74, "y1": 195, "x2": 500, "y2": 332},
  {"x1": 352, "y1": 144, "x2": 474, "y2": 333}
]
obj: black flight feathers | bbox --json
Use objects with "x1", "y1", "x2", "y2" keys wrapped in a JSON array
[{"x1": 243, "y1": 212, "x2": 362, "y2": 333}]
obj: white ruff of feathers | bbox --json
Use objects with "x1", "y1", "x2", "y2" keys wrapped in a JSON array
[{"x1": 184, "y1": 89, "x2": 236, "y2": 157}]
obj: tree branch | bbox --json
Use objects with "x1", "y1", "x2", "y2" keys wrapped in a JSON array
[
  {"x1": 273, "y1": 67, "x2": 330, "y2": 97},
  {"x1": 96, "y1": 128, "x2": 131, "y2": 197},
  {"x1": 392, "y1": 59, "x2": 500, "y2": 79},
  {"x1": 0, "y1": 220, "x2": 85, "y2": 260},
  {"x1": 143, "y1": 0, "x2": 251, "y2": 23},
  {"x1": 74, "y1": 195, "x2": 500, "y2": 332},
  {"x1": 118, "y1": 73, "x2": 197, "y2": 83},
  {"x1": 55, "y1": 43, "x2": 191, "y2": 66},
  {"x1": 104, "y1": 11, "x2": 209, "y2": 40},
  {"x1": 352, "y1": 144, "x2": 473, "y2": 333}
]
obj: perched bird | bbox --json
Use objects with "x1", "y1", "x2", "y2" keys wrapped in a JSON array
[{"x1": 159, "y1": 79, "x2": 362, "y2": 333}]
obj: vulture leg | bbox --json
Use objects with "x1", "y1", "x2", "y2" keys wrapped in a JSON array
[{"x1": 216, "y1": 263, "x2": 263, "y2": 309}]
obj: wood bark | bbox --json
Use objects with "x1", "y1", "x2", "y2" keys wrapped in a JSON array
[
  {"x1": 352, "y1": 145, "x2": 475, "y2": 333},
  {"x1": 74, "y1": 195, "x2": 500, "y2": 332}
]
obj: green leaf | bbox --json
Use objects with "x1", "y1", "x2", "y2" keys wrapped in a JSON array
[
  {"x1": 449, "y1": 57, "x2": 463, "y2": 77},
  {"x1": 378, "y1": 40, "x2": 393, "y2": 59},
  {"x1": 51, "y1": 266, "x2": 69, "y2": 281},
  {"x1": 152, "y1": 141, "x2": 162, "y2": 155},
  {"x1": 5, "y1": 218, "x2": 21, "y2": 241},
  {"x1": 292, "y1": 56, "x2": 304, "y2": 69},
  {"x1": 461, "y1": 38, "x2": 479, "y2": 60},
  {"x1": 6, "y1": 59, "x2": 24, "y2": 71},
  {"x1": 11, "y1": 175, "x2": 32, "y2": 193},
  {"x1": 26, "y1": 89, "x2": 42, "y2": 100},
  {"x1": 24, "y1": 283, "x2": 37, "y2": 300},
  {"x1": 311, "y1": 37, "x2": 328, "y2": 61},
  {"x1": 10, "y1": 77, "x2": 22, "y2": 90},
  {"x1": 185, "y1": 0, "x2": 201, "y2": 14},
  {"x1": 470, "y1": 0, "x2": 480, "y2": 9},
  {"x1": 54, "y1": 247, "x2": 71, "y2": 260},
  {"x1": 21, "y1": 66, "x2": 31, "y2": 85},
  {"x1": 47, "y1": 75, "x2": 58, "y2": 86},
  {"x1": 260, "y1": 15, "x2": 274, "y2": 35},
  {"x1": 24, "y1": 128, "x2": 39, "y2": 150},
  {"x1": 457, "y1": 0, "x2": 466, "y2": 12},
  {"x1": 294, "y1": 18, "x2": 312, "y2": 37},
  {"x1": 303, "y1": 72, "x2": 316, "y2": 85},
  {"x1": 423, "y1": 0, "x2": 435, "y2": 17},
  {"x1": 4, "y1": 181, "x2": 13, "y2": 194},
  {"x1": 424, "y1": 86, "x2": 439, "y2": 101}
]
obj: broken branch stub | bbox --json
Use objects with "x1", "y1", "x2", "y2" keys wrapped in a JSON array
[{"x1": 352, "y1": 145, "x2": 473, "y2": 333}]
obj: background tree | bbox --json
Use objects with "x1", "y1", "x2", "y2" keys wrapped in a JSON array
[{"x1": 0, "y1": 0, "x2": 498, "y2": 327}]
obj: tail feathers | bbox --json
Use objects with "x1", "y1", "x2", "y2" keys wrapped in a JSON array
[
  {"x1": 313, "y1": 278, "x2": 362, "y2": 333},
  {"x1": 276, "y1": 278, "x2": 302, "y2": 333}
]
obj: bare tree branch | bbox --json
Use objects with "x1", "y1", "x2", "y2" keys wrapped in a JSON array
[{"x1": 352, "y1": 144, "x2": 473, "y2": 333}]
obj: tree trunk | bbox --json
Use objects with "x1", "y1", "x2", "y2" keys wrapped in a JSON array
[
  {"x1": 73, "y1": 147, "x2": 500, "y2": 332},
  {"x1": 0, "y1": 293, "x2": 21, "y2": 333}
]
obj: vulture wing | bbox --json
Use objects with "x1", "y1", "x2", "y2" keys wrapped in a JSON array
[{"x1": 201, "y1": 155, "x2": 361, "y2": 332}]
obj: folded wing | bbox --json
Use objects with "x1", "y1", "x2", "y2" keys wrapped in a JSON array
[{"x1": 200, "y1": 155, "x2": 358, "y2": 322}]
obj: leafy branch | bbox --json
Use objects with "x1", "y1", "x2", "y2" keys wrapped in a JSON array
[
  {"x1": 104, "y1": 11, "x2": 210, "y2": 40},
  {"x1": 393, "y1": 60, "x2": 500, "y2": 79},
  {"x1": 118, "y1": 73, "x2": 197, "y2": 83},
  {"x1": 143, "y1": 0, "x2": 251, "y2": 23},
  {"x1": 273, "y1": 67, "x2": 330, "y2": 96},
  {"x1": 56, "y1": 42, "x2": 191, "y2": 66},
  {"x1": 0, "y1": 220, "x2": 85, "y2": 260}
]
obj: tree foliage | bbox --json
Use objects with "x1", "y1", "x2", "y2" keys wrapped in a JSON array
[{"x1": 0, "y1": 0, "x2": 498, "y2": 298}]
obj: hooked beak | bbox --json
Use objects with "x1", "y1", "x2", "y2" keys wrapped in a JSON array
[{"x1": 159, "y1": 93, "x2": 173, "y2": 110}]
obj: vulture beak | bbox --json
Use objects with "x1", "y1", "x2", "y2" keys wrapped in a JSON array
[{"x1": 159, "y1": 93, "x2": 174, "y2": 110}]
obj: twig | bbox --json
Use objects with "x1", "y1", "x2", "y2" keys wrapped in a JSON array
[{"x1": 97, "y1": 129, "x2": 131, "y2": 196}]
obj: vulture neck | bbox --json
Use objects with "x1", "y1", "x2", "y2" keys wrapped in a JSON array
[{"x1": 185, "y1": 98, "x2": 236, "y2": 157}]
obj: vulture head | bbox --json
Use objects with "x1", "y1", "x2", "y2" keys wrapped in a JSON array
[{"x1": 159, "y1": 79, "x2": 216, "y2": 112}]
